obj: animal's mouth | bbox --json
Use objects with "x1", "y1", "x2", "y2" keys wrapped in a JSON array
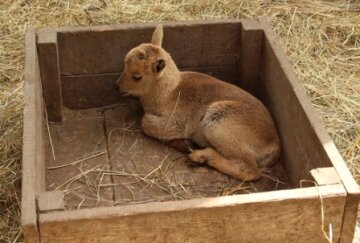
[
  {"x1": 114, "y1": 83, "x2": 130, "y2": 96},
  {"x1": 119, "y1": 91, "x2": 130, "y2": 96}
]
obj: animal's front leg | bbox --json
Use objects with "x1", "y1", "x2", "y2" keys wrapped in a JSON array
[{"x1": 141, "y1": 113, "x2": 184, "y2": 141}]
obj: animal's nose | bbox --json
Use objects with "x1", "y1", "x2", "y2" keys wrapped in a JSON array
[{"x1": 114, "y1": 73, "x2": 124, "y2": 90}]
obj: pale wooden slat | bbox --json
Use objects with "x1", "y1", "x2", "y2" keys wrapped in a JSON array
[
  {"x1": 39, "y1": 185, "x2": 346, "y2": 243},
  {"x1": 311, "y1": 167, "x2": 342, "y2": 186},
  {"x1": 22, "y1": 27, "x2": 40, "y2": 243},
  {"x1": 37, "y1": 191, "x2": 65, "y2": 213}
]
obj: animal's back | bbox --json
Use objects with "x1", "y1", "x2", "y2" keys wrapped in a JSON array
[
  {"x1": 175, "y1": 71, "x2": 275, "y2": 131},
  {"x1": 179, "y1": 71, "x2": 255, "y2": 103}
]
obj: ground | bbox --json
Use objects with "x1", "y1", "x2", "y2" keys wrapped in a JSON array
[{"x1": 0, "y1": 0, "x2": 359, "y2": 242}]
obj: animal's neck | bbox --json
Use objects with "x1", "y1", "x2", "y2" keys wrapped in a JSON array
[{"x1": 140, "y1": 61, "x2": 181, "y2": 114}]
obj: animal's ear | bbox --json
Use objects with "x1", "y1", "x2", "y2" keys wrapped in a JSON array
[
  {"x1": 153, "y1": 59, "x2": 166, "y2": 73},
  {"x1": 151, "y1": 24, "x2": 163, "y2": 47}
]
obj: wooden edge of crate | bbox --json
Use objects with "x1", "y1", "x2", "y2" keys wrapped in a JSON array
[
  {"x1": 37, "y1": 29, "x2": 63, "y2": 122},
  {"x1": 36, "y1": 19, "x2": 244, "y2": 34},
  {"x1": 258, "y1": 17, "x2": 360, "y2": 242},
  {"x1": 39, "y1": 185, "x2": 346, "y2": 242},
  {"x1": 311, "y1": 167, "x2": 342, "y2": 186},
  {"x1": 239, "y1": 19, "x2": 263, "y2": 95},
  {"x1": 22, "y1": 27, "x2": 40, "y2": 243},
  {"x1": 40, "y1": 185, "x2": 346, "y2": 221}
]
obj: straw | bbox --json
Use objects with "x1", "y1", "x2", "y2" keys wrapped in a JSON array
[{"x1": 1, "y1": 0, "x2": 359, "y2": 241}]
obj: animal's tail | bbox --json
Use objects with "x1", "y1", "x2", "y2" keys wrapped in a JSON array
[{"x1": 256, "y1": 140, "x2": 281, "y2": 168}]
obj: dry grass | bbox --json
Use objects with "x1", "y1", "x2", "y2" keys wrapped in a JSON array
[
  {"x1": 44, "y1": 107, "x2": 286, "y2": 210},
  {"x1": 0, "y1": 0, "x2": 359, "y2": 242}
]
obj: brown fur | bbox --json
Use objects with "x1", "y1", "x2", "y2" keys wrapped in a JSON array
[{"x1": 114, "y1": 25, "x2": 281, "y2": 181}]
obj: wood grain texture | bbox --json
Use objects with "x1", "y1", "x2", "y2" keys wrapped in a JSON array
[
  {"x1": 61, "y1": 73, "x2": 123, "y2": 109},
  {"x1": 22, "y1": 27, "x2": 40, "y2": 243},
  {"x1": 45, "y1": 108, "x2": 113, "y2": 209},
  {"x1": 37, "y1": 30, "x2": 63, "y2": 122},
  {"x1": 258, "y1": 17, "x2": 360, "y2": 243},
  {"x1": 35, "y1": 40, "x2": 46, "y2": 194},
  {"x1": 238, "y1": 19, "x2": 263, "y2": 95},
  {"x1": 39, "y1": 185, "x2": 346, "y2": 243},
  {"x1": 61, "y1": 65, "x2": 238, "y2": 109},
  {"x1": 55, "y1": 20, "x2": 242, "y2": 75}
]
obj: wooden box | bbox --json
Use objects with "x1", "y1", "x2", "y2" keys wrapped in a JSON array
[{"x1": 22, "y1": 18, "x2": 360, "y2": 242}]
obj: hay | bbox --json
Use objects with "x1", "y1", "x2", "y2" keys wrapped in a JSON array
[
  {"x1": 46, "y1": 151, "x2": 107, "y2": 170},
  {"x1": 44, "y1": 105, "x2": 285, "y2": 210},
  {"x1": 1, "y1": 0, "x2": 359, "y2": 241},
  {"x1": 301, "y1": 180, "x2": 333, "y2": 243}
]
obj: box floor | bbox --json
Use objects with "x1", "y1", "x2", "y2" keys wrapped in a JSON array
[{"x1": 46, "y1": 99, "x2": 290, "y2": 209}]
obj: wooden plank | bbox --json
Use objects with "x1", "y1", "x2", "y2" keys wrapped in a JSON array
[
  {"x1": 61, "y1": 65, "x2": 237, "y2": 109},
  {"x1": 52, "y1": 20, "x2": 242, "y2": 75},
  {"x1": 311, "y1": 167, "x2": 342, "y2": 186},
  {"x1": 37, "y1": 30, "x2": 63, "y2": 122},
  {"x1": 39, "y1": 185, "x2": 346, "y2": 242},
  {"x1": 238, "y1": 19, "x2": 264, "y2": 95},
  {"x1": 258, "y1": 17, "x2": 360, "y2": 243},
  {"x1": 45, "y1": 108, "x2": 114, "y2": 209},
  {"x1": 320, "y1": 139, "x2": 360, "y2": 243},
  {"x1": 61, "y1": 73, "x2": 123, "y2": 109},
  {"x1": 340, "y1": 194, "x2": 360, "y2": 243},
  {"x1": 22, "y1": 27, "x2": 40, "y2": 243},
  {"x1": 181, "y1": 65, "x2": 238, "y2": 83},
  {"x1": 37, "y1": 191, "x2": 65, "y2": 213},
  {"x1": 35, "y1": 35, "x2": 46, "y2": 194}
]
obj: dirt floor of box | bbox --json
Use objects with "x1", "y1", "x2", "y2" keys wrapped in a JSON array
[{"x1": 45, "y1": 99, "x2": 290, "y2": 209}]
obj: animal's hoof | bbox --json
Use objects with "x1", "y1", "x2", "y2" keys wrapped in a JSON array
[
  {"x1": 167, "y1": 139, "x2": 193, "y2": 153},
  {"x1": 188, "y1": 150, "x2": 208, "y2": 164},
  {"x1": 186, "y1": 161, "x2": 203, "y2": 168}
]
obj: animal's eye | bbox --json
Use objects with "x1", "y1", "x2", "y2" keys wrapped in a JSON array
[
  {"x1": 132, "y1": 75, "x2": 142, "y2": 81},
  {"x1": 137, "y1": 53, "x2": 145, "y2": 61}
]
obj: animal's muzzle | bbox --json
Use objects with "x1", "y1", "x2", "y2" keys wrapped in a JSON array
[
  {"x1": 114, "y1": 73, "x2": 123, "y2": 90},
  {"x1": 114, "y1": 81, "x2": 119, "y2": 90}
]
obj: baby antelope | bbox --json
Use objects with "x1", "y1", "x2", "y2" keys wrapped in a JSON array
[{"x1": 114, "y1": 25, "x2": 281, "y2": 181}]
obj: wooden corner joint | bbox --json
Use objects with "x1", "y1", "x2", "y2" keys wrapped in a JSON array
[
  {"x1": 36, "y1": 29, "x2": 63, "y2": 122},
  {"x1": 37, "y1": 29, "x2": 57, "y2": 45},
  {"x1": 37, "y1": 191, "x2": 65, "y2": 213},
  {"x1": 310, "y1": 167, "x2": 342, "y2": 186},
  {"x1": 241, "y1": 18, "x2": 263, "y2": 31}
]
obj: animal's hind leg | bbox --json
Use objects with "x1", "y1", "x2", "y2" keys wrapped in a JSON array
[{"x1": 188, "y1": 148, "x2": 261, "y2": 181}]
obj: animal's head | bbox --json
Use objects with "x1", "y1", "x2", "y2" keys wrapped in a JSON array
[{"x1": 114, "y1": 25, "x2": 169, "y2": 97}]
